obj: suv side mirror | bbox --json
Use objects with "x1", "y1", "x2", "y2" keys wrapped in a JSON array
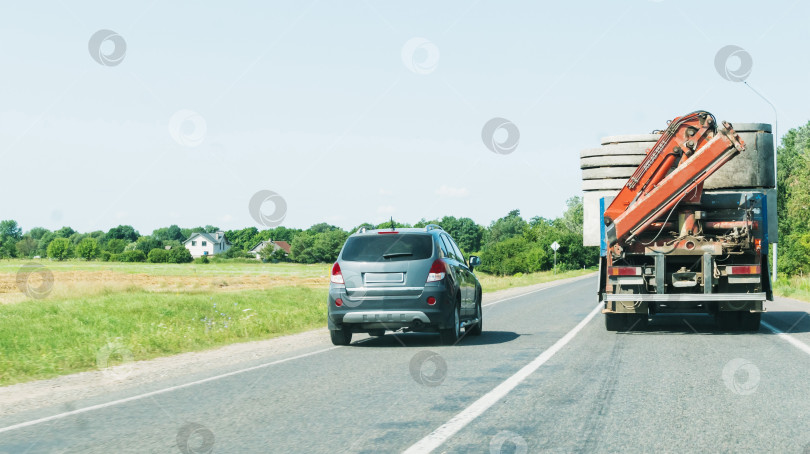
[{"x1": 469, "y1": 255, "x2": 481, "y2": 271}]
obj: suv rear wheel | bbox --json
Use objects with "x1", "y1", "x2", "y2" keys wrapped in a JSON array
[
  {"x1": 468, "y1": 291, "x2": 483, "y2": 336},
  {"x1": 330, "y1": 327, "x2": 352, "y2": 346},
  {"x1": 439, "y1": 300, "x2": 461, "y2": 345}
]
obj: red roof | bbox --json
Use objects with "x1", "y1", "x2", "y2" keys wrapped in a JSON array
[{"x1": 274, "y1": 241, "x2": 291, "y2": 254}]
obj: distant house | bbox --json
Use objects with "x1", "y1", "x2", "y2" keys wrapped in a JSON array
[
  {"x1": 184, "y1": 231, "x2": 231, "y2": 258},
  {"x1": 249, "y1": 240, "x2": 291, "y2": 260}
]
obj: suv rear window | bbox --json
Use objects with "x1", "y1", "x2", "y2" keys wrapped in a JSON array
[{"x1": 341, "y1": 234, "x2": 433, "y2": 262}]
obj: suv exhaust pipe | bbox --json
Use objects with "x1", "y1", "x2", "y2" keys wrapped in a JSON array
[{"x1": 460, "y1": 318, "x2": 480, "y2": 329}]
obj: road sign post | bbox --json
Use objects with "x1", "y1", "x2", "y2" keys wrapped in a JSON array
[{"x1": 551, "y1": 241, "x2": 560, "y2": 275}]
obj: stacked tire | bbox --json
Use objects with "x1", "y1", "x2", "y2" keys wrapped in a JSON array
[{"x1": 580, "y1": 123, "x2": 775, "y2": 247}]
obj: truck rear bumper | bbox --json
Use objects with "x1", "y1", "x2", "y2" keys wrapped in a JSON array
[
  {"x1": 602, "y1": 292, "x2": 766, "y2": 315},
  {"x1": 603, "y1": 292, "x2": 767, "y2": 302}
]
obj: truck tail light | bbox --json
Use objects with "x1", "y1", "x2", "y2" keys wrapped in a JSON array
[
  {"x1": 330, "y1": 262, "x2": 345, "y2": 284},
  {"x1": 728, "y1": 265, "x2": 760, "y2": 275},
  {"x1": 609, "y1": 266, "x2": 642, "y2": 276},
  {"x1": 426, "y1": 260, "x2": 447, "y2": 282}
]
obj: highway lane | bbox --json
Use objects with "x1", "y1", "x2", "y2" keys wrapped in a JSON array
[{"x1": 3, "y1": 275, "x2": 810, "y2": 453}]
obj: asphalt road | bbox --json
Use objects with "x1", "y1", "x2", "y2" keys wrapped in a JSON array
[{"x1": 4, "y1": 275, "x2": 810, "y2": 453}]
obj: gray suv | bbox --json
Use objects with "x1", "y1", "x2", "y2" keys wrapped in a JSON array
[{"x1": 327, "y1": 225, "x2": 483, "y2": 345}]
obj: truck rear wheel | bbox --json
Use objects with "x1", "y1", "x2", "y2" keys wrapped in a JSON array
[
  {"x1": 605, "y1": 313, "x2": 647, "y2": 332},
  {"x1": 605, "y1": 313, "x2": 624, "y2": 331},
  {"x1": 740, "y1": 312, "x2": 761, "y2": 331},
  {"x1": 716, "y1": 311, "x2": 740, "y2": 331},
  {"x1": 630, "y1": 313, "x2": 648, "y2": 330}
]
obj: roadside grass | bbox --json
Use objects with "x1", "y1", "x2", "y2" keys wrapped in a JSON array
[
  {"x1": 774, "y1": 275, "x2": 810, "y2": 303},
  {"x1": 0, "y1": 286, "x2": 327, "y2": 386},
  {"x1": 477, "y1": 268, "x2": 596, "y2": 293}
]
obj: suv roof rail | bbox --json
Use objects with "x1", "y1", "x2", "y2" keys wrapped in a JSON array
[{"x1": 424, "y1": 224, "x2": 443, "y2": 232}]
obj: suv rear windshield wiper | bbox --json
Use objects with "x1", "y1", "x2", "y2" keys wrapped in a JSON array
[{"x1": 382, "y1": 252, "x2": 413, "y2": 259}]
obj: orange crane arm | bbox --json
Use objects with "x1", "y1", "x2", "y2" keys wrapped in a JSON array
[{"x1": 603, "y1": 113, "x2": 745, "y2": 246}]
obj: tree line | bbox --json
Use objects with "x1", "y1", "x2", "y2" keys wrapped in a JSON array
[
  {"x1": 777, "y1": 119, "x2": 810, "y2": 275},
  {"x1": 0, "y1": 197, "x2": 596, "y2": 274}
]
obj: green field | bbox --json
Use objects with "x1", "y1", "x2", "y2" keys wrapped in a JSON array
[
  {"x1": 0, "y1": 259, "x2": 331, "y2": 277},
  {"x1": 0, "y1": 260, "x2": 592, "y2": 385}
]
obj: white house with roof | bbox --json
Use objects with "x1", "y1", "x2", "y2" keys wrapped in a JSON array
[
  {"x1": 183, "y1": 231, "x2": 231, "y2": 258},
  {"x1": 248, "y1": 239, "x2": 291, "y2": 260}
]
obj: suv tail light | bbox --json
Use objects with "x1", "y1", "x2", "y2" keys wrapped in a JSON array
[
  {"x1": 426, "y1": 260, "x2": 447, "y2": 283},
  {"x1": 331, "y1": 262, "x2": 345, "y2": 284}
]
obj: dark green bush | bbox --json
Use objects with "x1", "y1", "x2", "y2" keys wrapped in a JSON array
[
  {"x1": 117, "y1": 250, "x2": 146, "y2": 262},
  {"x1": 168, "y1": 247, "x2": 193, "y2": 263},
  {"x1": 147, "y1": 248, "x2": 170, "y2": 263}
]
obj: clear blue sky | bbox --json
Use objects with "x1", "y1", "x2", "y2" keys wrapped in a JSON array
[{"x1": 1, "y1": 0, "x2": 807, "y2": 234}]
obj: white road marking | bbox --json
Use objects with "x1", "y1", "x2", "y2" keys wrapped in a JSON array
[
  {"x1": 0, "y1": 346, "x2": 338, "y2": 435},
  {"x1": 761, "y1": 320, "x2": 810, "y2": 356},
  {"x1": 404, "y1": 302, "x2": 603, "y2": 454}
]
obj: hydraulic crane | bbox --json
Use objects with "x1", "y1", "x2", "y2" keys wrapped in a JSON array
[{"x1": 596, "y1": 111, "x2": 771, "y2": 332}]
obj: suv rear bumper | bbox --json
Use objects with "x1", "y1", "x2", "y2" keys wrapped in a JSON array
[
  {"x1": 342, "y1": 310, "x2": 430, "y2": 325},
  {"x1": 327, "y1": 284, "x2": 453, "y2": 331}
]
